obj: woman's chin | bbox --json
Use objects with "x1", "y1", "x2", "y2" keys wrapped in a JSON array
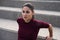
[{"x1": 23, "y1": 18, "x2": 28, "y2": 21}]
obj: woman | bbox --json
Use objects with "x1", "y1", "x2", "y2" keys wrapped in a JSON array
[{"x1": 17, "y1": 3, "x2": 53, "y2": 40}]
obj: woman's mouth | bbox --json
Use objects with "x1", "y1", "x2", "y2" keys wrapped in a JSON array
[{"x1": 24, "y1": 17, "x2": 27, "y2": 18}]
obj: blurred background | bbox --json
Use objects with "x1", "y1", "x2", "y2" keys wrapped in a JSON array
[{"x1": 0, "y1": 0, "x2": 60, "y2": 40}]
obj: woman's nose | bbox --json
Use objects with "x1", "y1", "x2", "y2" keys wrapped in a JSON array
[{"x1": 23, "y1": 13, "x2": 27, "y2": 16}]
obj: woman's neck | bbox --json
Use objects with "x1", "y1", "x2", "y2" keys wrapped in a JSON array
[
  {"x1": 24, "y1": 19, "x2": 31, "y2": 23},
  {"x1": 24, "y1": 18, "x2": 33, "y2": 23}
]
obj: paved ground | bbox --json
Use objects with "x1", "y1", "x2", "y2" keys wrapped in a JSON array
[{"x1": 0, "y1": 18, "x2": 60, "y2": 40}]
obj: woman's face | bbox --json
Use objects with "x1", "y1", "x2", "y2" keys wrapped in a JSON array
[{"x1": 22, "y1": 6, "x2": 34, "y2": 21}]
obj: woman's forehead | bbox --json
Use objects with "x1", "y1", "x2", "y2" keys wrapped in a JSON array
[{"x1": 22, "y1": 6, "x2": 31, "y2": 11}]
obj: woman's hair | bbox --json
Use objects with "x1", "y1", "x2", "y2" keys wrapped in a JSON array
[
  {"x1": 22, "y1": 3, "x2": 34, "y2": 18},
  {"x1": 22, "y1": 3, "x2": 34, "y2": 12}
]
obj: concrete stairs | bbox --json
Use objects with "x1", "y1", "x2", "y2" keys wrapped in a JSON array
[{"x1": 0, "y1": 0, "x2": 60, "y2": 40}]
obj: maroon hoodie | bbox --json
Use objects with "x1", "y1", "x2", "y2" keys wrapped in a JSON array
[{"x1": 17, "y1": 18, "x2": 49, "y2": 40}]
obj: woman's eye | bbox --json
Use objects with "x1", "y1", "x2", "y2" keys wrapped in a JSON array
[
  {"x1": 22, "y1": 11, "x2": 30, "y2": 13},
  {"x1": 26, "y1": 11, "x2": 30, "y2": 13},
  {"x1": 22, "y1": 11, "x2": 25, "y2": 13}
]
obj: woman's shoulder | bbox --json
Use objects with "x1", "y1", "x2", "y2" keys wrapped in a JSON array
[
  {"x1": 34, "y1": 19, "x2": 50, "y2": 28},
  {"x1": 34, "y1": 19, "x2": 49, "y2": 24}
]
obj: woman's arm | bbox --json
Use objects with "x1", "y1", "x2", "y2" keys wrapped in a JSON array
[
  {"x1": 48, "y1": 24, "x2": 53, "y2": 37},
  {"x1": 46, "y1": 24, "x2": 53, "y2": 40}
]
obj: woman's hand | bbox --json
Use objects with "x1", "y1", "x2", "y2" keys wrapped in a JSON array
[{"x1": 46, "y1": 36, "x2": 52, "y2": 40}]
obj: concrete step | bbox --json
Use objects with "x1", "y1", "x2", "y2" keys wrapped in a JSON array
[
  {"x1": 0, "y1": 10, "x2": 19, "y2": 20},
  {"x1": 0, "y1": 0, "x2": 60, "y2": 11},
  {"x1": 17, "y1": 0, "x2": 60, "y2": 1}
]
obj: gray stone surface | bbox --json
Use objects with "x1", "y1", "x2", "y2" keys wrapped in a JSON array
[
  {"x1": 17, "y1": 0, "x2": 60, "y2": 1},
  {"x1": 0, "y1": 0, "x2": 60, "y2": 11},
  {"x1": 0, "y1": 10, "x2": 20, "y2": 20},
  {"x1": 0, "y1": 28, "x2": 17, "y2": 40}
]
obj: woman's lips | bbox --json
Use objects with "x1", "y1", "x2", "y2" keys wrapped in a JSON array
[{"x1": 24, "y1": 17, "x2": 27, "y2": 18}]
